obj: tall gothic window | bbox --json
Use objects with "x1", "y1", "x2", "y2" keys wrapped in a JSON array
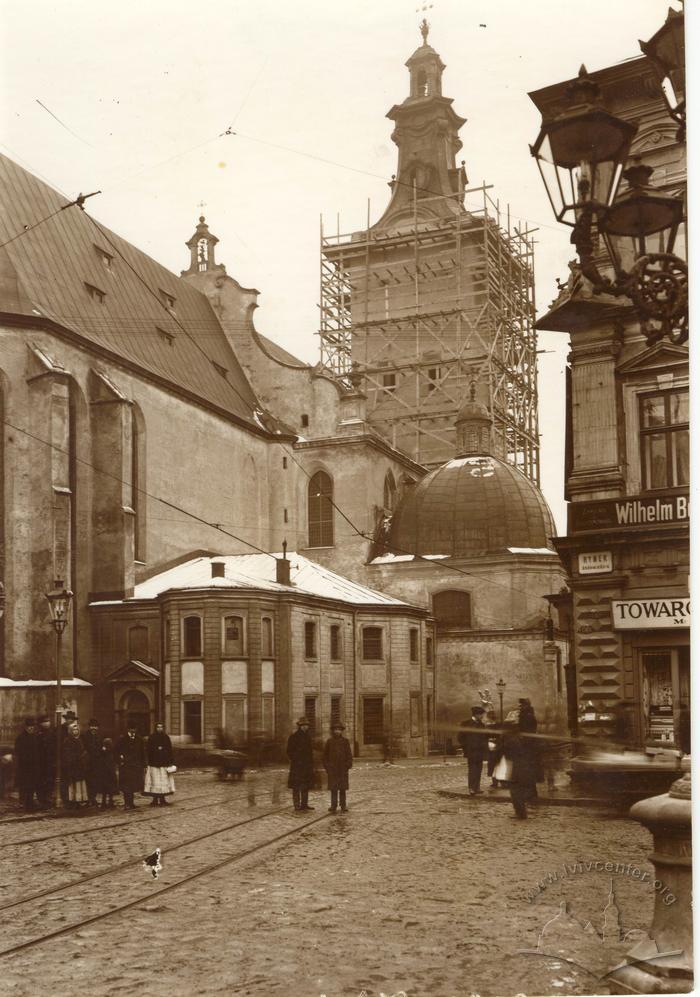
[
  {"x1": 131, "y1": 406, "x2": 146, "y2": 562},
  {"x1": 308, "y1": 471, "x2": 334, "y2": 547}
]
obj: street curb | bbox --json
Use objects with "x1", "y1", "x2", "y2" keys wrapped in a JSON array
[{"x1": 437, "y1": 789, "x2": 624, "y2": 809}]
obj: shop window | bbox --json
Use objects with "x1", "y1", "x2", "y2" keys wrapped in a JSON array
[
  {"x1": 262, "y1": 695, "x2": 275, "y2": 737},
  {"x1": 641, "y1": 647, "x2": 690, "y2": 748},
  {"x1": 330, "y1": 624, "x2": 341, "y2": 661},
  {"x1": 640, "y1": 389, "x2": 689, "y2": 490},
  {"x1": 409, "y1": 628, "x2": 419, "y2": 663},
  {"x1": 331, "y1": 696, "x2": 342, "y2": 729},
  {"x1": 410, "y1": 693, "x2": 422, "y2": 737},
  {"x1": 362, "y1": 626, "x2": 383, "y2": 660},
  {"x1": 363, "y1": 697, "x2": 384, "y2": 745},
  {"x1": 308, "y1": 471, "x2": 334, "y2": 547},
  {"x1": 183, "y1": 700, "x2": 202, "y2": 742},
  {"x1": 304, "y1": 696, "x2": 317, "y2": 736},
  {"x1": 433, "y1": 590, "x2": 471, "y2": 629},
  {"x1": 183, "y1": 616, "x2": 202, "y2": 658},
  {"x1": 223, "y1": 615, "x2": 245, "y2": 656},
  {"x1": 223, "y1": 696, "x2": 246, "y2": 744},
  {"x1": 304, "y1": 621, "x2": 317, "y2": 659},
  {"x1": 261, "y1": 617, "x2": 274, "y2": 657}
]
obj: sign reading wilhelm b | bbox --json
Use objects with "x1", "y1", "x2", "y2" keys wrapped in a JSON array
[{"x1": 612, "y1": 598, "x2": 690, "y2": 630}]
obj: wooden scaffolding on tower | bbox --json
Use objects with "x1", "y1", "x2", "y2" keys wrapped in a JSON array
[{"x1": 319, "y1": 183, "x2": 540, "y2": 484}]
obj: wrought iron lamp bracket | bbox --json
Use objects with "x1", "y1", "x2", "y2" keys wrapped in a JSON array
[{"x1": 570, "y1": 202, "x2": 688, "y2": 347}]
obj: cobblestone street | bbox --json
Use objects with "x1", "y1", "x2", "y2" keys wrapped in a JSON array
[{"x1": 1, "y1": 761, "x2": 657, "y2": 997}]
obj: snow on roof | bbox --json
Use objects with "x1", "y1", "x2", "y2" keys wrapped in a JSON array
[
  {"x1": 95, "y1": 553, "x2": 414, "y2": 608},
  {"x1": 507, "y1": 547, "x2": 556, "y2": 555},
  {"x1": 0, "y1": 677, "x2": 93, "y2": 688},
  {"x1": 370, "y1": 552, "x2": 450, "y2": 564}
]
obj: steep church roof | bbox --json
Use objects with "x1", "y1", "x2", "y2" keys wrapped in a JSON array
[{"x1": 0, "y1": 154, "x2": 264, "y2": 432}]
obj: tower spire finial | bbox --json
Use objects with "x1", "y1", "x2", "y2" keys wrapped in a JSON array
[{"x1": 420, "y1": 17, "x2": 429, "y2": 44}]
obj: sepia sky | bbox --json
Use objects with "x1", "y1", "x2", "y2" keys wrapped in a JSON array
[{"x1": 0, "y1": 0, "x2": 688, "y2": 532}]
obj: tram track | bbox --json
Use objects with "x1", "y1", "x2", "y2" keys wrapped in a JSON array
[{"x1": 0, "y1": 803, "x2": 337, "y2": 960}]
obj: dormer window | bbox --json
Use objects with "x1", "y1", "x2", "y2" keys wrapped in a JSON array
[
  {"x1": 212, "y1": 361, "x2": 228, "y2": 379},
  {"x1": 93, "y1": 245, "x2": 114, "y2": 271},
  {"x1": 156, "y1": 327, "x2": 175, "y2": 346},
  {"x1": 84, "y1": 282, "x2": 106, "y2": 304},
  {"x1": 159, "y1": 289, "x2": 176, "y2": 312}
]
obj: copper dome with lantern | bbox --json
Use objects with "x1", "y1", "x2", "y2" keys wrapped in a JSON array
[{"x1": 387, "y1": 387, "x2": 556, "y2": 558}]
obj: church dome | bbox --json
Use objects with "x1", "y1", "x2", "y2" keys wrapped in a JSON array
[{"x1": 388, "y1": 454, "x2": 556, "y2": 558}]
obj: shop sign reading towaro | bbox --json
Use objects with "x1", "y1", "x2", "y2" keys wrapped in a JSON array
[{"x1": 612, "y1": 598, "x2": 690, "y2": 630}]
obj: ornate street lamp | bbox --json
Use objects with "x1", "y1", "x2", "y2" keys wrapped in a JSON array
[
  {"x1": 46, "y1": 580, "x2": 73, "y2": 808},
  {"x1": 530, "y1": 66, "x2": 687, "y2": 346},
  {"x1": 640, "y1": 6, "x2": 685, "y2": 141},
  {"x1": 495, "y1": 678, "x2": 506, "y2": 724}
]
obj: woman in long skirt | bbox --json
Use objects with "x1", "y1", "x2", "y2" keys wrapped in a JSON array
[{"x1": 144, "y1": 722, "x2": 175, "y2": 806}]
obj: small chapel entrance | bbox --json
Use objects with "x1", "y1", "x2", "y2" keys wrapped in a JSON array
[{"x1": 119, "y1": 689, "x2": 151, "y2": 736}]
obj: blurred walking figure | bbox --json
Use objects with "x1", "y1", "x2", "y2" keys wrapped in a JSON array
[
  {"x1": 64, "y1": 722, "x2": 89, "y2": 808},
  {"x1": 144, "y1": 722, "x2": 175, "y2": 807},
  {"x1": 323, "y1": 722, "x2": 353, "y2": 813},
  {"x1": 458, "y1": 706, "x2": 489, "y2": 796},
  {"x1": 504, "y1": 699, "x2": 540, "y2": 819},
  {"x1": 287, "y1": 717, "x2": 315, "y2": 811},
  {"x1": 14, "y1": 717, "x2": 39, "y2": 811},
  {"x1": 36, "y1": 714, "x2": 56, "y2": 808},
  {"x1": 115, "y1": 724, "x2": 146, "y2": 810},
  {"x1": 81, "y1": 719, "x2": 102, "y2": 806},
  {"x1": 97, "y1": 737, "x2": 119, "y2": 808}
]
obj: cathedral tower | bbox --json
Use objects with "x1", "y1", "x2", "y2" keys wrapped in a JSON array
[{"x1": 319, "y1": 22, "x2": 540, "y2": 481}]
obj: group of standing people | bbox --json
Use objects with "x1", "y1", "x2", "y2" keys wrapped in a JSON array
[
  {"x1": 13, "y1": 716, "x2": 176, "y2": 812},
  {"x1": 286, "y1": 716, "x2": 353, "y2": 813},
  {"x1": 458, "y1": 697, "x2": 541, "y2": 819}
]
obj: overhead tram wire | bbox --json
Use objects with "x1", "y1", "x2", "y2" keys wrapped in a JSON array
[
  {"x1": 0, "y1": 165, "x2": 556, "y2": 606},
  {"x1": 3, "y1": 418, "x2": 275, "y2": 561},
  {"x1": 0, "y1": 189, "x2": 101, "y2": 252}
]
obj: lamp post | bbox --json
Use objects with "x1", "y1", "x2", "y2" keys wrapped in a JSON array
[
  {"x1": 530, "y1": 51, "x2": 687, "y2": 346},
  {"x1": 46, "y1": 580, "x2": 73, "y2": 808},
  {"x1": 495, "y1": 679, "x2": 506, "y2": 725}
]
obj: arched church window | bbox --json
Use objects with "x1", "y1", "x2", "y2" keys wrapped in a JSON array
[
  {"x1": 131, "y1": 406, "x2": 146, "y2": 562},
  {"x1": 416, "y1": 70, "x2": 429, "y2": 97},
  {"x1": 383, "y1": 471, "x2": 397, "y2": 512},
  {"x1": 433, "y1": 590, "x2": 471, "y2": 629},
  {"x1": 308, "y1": 471, "x2": 334, "y2": 548}
]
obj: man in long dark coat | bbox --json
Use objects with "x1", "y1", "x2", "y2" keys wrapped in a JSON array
[
  {"x1": 504, "y1": 700, "x2": 540, "y2": 819},
  {"x1": 287, "y1": 717, "x2": 315, "y2": 811},
  {"x1": 457, "y1": 706, "x2": 489, "y2": 795},
  {"x1": 323, "y1": 722, "x2": 353, "y2": 812},
  {"x1": 81, "y1": 718, "x2": 102, "y2": 806},
  {"x1": 115, "y1": 725, "x2": 146, "y2": 810},
  {"x1": 14, "y1": 717, "x2": 39, "y2": 811},
  {"x1": 36, "y1": 714, "x2": 56, "y2": 808}
]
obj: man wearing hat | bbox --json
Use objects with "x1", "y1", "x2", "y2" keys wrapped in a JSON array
[
  {"x1": 81, "y1": 718, "x2": 102, "y2": 807},
  {"x1": 115, "y1": 724, "x2": 146, "y2": 810},
  {"x1": 286, "y1": 717, "x2": 315, "y2": 811},
  {"x1": 36, "y1": 714, "x2": 56, "y2": 808},
  {"x1": 323, "y1": 721, "x2": 353, "y2": 813},
  {"x1": 14, "y1": 717, "x2": 39, "y2": 811},
  {"x1": 457, "y1": 706, "x2": 489, "y2": 796}
]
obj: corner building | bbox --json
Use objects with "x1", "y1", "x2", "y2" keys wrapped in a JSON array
[{"x1": 531, "y1": 54, "x2": 689, "y2": 750}]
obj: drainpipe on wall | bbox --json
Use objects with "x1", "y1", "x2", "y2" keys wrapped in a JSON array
[{"x1": 352, "y1": 609, "x2": 358, "y2": 757}]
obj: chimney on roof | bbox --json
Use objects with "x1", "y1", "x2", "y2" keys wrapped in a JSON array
[
  {"x1": 211, "y1": 561, "x2": 226, "y2": 579},
  {"x1": 276, "y1": 541, "x2": 291, "y2": 586}
]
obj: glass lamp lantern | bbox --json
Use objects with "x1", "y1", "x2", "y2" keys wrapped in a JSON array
[
  {"x1": 530, "y1": 66, "x2": 637, "y2": 227},
  {"x1": 46, "y1": 580, "x2": 73, "y2": 635},
  {"x1": 599, "y1": 162, "x2": 684, "y2": 275}
]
